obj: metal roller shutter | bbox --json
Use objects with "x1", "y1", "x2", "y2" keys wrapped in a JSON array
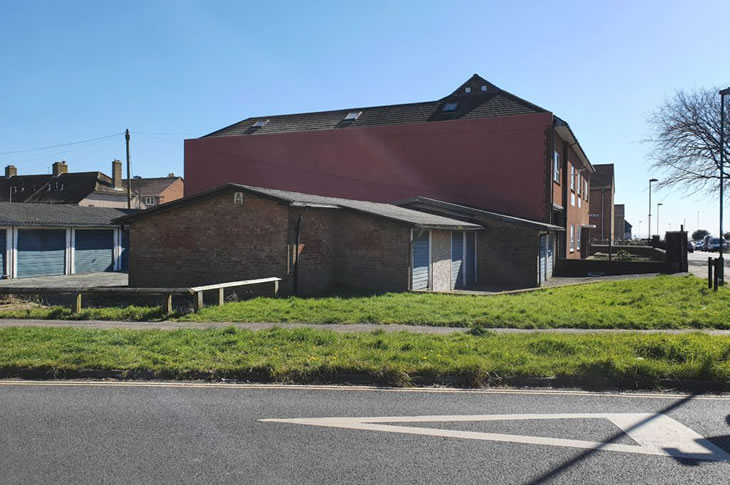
[
  {"x1": 0, "y1": 230, "x2": 5, "y2": 277},
  {"x1": 411, "y1": 231, "x2": 430, "y2": 290},
  {"x1": 466, "y1": 232, "x2": 476, "y2": 284},
  {"x1": 538, "y1": 235, "x2": 547, "y2": 284},
  {"x1": 17, "y1": 229, "x2": 66, "y2": 278},
  {"x1": 451, "y1": 232, "x2": 464, "y2": 289},
  {"x1": 75, "y1": 230, "x2": 114, "y2": 273},
  {"x1": 546, "y1": 234, "x2": 554, "y2": 279}
]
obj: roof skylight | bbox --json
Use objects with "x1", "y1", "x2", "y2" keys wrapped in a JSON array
[
  {"x1": 252, "y1": 119, "x2": 269, "y2": 128},
  {"x1": 344, "y1": 111, "x2": 362, "y2": 121},
  {"x1": 442, "y1": 102, "x2": 459, "y2": 112}
]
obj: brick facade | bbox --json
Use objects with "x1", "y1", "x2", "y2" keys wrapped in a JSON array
[
  {"x1": 128, "y1": 190, "x2": 418, "y2": 294},
  {"x1": 158, "y1": 179, "x2": 184, "y2": 205}
]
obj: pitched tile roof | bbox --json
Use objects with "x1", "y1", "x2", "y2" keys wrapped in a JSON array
[
  {"x1": 115, "y1": 184, "x2": 482, "y2": 230},
  {"x1": 0, "y1": 171, "x2": 129, "y2": 204},
  {"x1": 0, "y1": 202, "x2": 133, "y2": 227},
  {"x1": 122, "y1": 177, "x2": 182, "y2": 197},
  {"x1": 204, "y1": 74, "x2": 547, "y2": 138}
]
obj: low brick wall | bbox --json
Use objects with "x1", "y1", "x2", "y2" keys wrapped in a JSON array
[
  {"x1": 588, "y1": 244, "x2": 665, "y2": 260},
  {"x1": 555, "y1": 259, "x2": 679, "y2": 277}
]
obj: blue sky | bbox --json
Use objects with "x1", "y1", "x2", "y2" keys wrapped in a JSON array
[{"x1": 1, "y1": 0, "x2": 729, "y2": 237}]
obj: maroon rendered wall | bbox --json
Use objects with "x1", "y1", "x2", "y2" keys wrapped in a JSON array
[{"x1": 185, "y1": 113, "x2": 553, "y2": 222}]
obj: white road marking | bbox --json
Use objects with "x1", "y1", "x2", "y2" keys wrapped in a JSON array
[
  {"x1": 260, "y1": 413, "x2": 730, "y2": 462},
  {"x1": 0, "y1": 380, "x2": 728, "y2": 400}
]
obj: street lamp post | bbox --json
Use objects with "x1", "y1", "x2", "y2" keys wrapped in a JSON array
[
  {"x1": 649, "y1": 178, "x2": 658, "y2": 239},
  {"x1": 638, "y1": 220, "x2": 642, "y2": 240},
  {"x1": 657, "y1": 203, "x2": 663, "y2": 238},
  {"x1": 719, "y1": 87, "x2": 730, "y2": 284}
]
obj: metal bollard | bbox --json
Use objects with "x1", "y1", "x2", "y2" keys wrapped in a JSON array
[
  {"x1": 713, "y1": 259, "x2": 719, "y2": 292},
  {"x1": 708, "y1": 258, "x2": 713, "y2": 289}
]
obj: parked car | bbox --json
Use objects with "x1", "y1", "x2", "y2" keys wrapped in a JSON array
[
  {"x1": 687, "y1": 241, "x2": 694, "y2": 253},
  {"x1": 706, "y1": 238, "x2": 729, "y2": 252},
  {"x1": 694, "y1": 240, "x2": 705, "y2": 251}
]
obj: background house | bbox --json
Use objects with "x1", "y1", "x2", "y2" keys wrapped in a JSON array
[
  {"x1": 589, "y1": 164, "x2": 615, "y2": 244},
  {"x1": 0, "y1": 161, "x2": 184, "y2": 209},
  {"x1": 614, "y1": 204, "x2": 626, "y2": 243}
]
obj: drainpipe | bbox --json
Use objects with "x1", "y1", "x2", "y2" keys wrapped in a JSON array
[
  {"x1": 293, "y1": 214, "x2": 303, "y2": 296},
  {"x1": 548, "y1": 119, "x2": 556, "y2": 225}
]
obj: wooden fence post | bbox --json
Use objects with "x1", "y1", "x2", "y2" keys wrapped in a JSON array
[
  {"x1": 217, "y1": 288, "x2": 225, "y2": 306},
  {"x1": 194, "y1": 291, "x2": 204, "y2": 312},
  {"x1": 72, "y1": 293, "x2": 82, "y2": 313},
  {"x1": 273, "y1": 279, "x2": 279, "y2": 297},
  {"x1": 162, "y1": 294, "x2": 173, "y2": 314}
]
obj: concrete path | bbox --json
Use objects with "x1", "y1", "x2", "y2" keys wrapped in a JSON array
[
  {"x1": 1, "y1": 319, "x2": 729, "y2": 334},
  {"x1": 0, "y1": 272, "x2": 128, "y2": 288}
]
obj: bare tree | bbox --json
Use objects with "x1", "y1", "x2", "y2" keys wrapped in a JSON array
[{"x1": 645, "y1": 87, "x2": 730, "y2": 195}]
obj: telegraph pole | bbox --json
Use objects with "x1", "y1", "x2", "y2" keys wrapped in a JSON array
[{"x1": 125, "y1": 129, "x2": 131, "y2": 209}]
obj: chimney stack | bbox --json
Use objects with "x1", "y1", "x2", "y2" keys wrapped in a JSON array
[
  {"x1": 5, "y1": 165, "x2": 17, "y2": 177},
  {"x1": 52, "y1": 161, "x2": 68, "y2": 176},
  {"x1": 112, "y1": 160, "x2": 122, "y2": 189},
  {"x1": 168, "y1": 172, "x2": 175, "y2": 178}
]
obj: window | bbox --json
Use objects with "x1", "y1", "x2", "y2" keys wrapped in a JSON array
[
  {"x1": 578, "y1": 195, "x2": 582, "y2": 208},
  {"x1": 570, "y1": 165, "x2": 575, "y2": 191},
  {"x1": 577, "y1": 175, "x2": 581, "y2": 195},
  {"x1": 480, "y1": 85, "x2": 487, "y2": 92},
  {"x1": 577, "y1": 226, "x2": 581, "y2": 250},
  {"x1": 570, "y1": 225, "x2": 575, "y2": 252},
  {"x1": 465, "y1": 87, "x2": 471, "y2": 94},
  {"x1": 344, "y1": 111, "x2": 362, "y2": 121},
  {"x1": 252, "y1": 119, "x2": 269, "y2": 128},
  {"x1": 584, "y1": 180, "x2": 589, "y2": 200},
  {"x1": 442, "y1": 102, "x2": 459, "y2": 112},
  {"x1": 144, "y1": 196, "x2": 156, "y2": 206},
  {"x1": 553, "y1": 151, "x2": 560, "y2": 183},
  {"x1": 234, "y1": 192, "x2": 244, "y2": 204}
]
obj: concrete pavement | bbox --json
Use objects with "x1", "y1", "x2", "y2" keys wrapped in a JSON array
[{"x1": 0, "y1": 381, "x2": 728, "y2": 484}]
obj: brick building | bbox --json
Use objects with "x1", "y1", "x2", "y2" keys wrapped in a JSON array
[
  {"x1": 614, "y1": 204, "x2": 626, "y2": 243},
  {"x1": 589, "y1": 164, "x2": 615, "y2": 244},
  {"x1": 115, "y1": 184, "x2": 487, "y2": 295},
  {"x1": 126, "y1": 174, "x2": 184, "y2": 209},
  {"x1": 184, "y1": 74, "x2": 595, "y2": 265}
]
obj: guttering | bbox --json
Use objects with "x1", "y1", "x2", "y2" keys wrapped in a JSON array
[{"x1": 554, "y1": 117, "x2": 594, "y2": 174}]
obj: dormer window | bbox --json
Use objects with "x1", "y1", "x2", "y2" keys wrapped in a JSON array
[
  {"x1": 481, "y1": 85, "x2": 487, "y2": 92},
  {"x1": 442, "y1": 102, "x2": 459, "y2": 112},
  {"x1": 344, "y1": 111, "x2": 362, "y2": 121},
  {"x1": 465, "y1": 87, "x2": 471, "y2": 94}
]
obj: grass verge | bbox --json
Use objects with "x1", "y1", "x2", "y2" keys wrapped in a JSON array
[
  {"x1": 1, "y1": 327, "x2": 728, "y2": 391},
  {"x1": 0, "y1": 275, "x2": 727, "y2": 330}
]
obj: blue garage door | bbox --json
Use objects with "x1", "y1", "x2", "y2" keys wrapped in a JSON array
[
  {"x1": 17, "y1": 229, "x2": 66, "y2": 278},
  {"x1": 0, "y1": 230, "x2": 5, "y2": 277},
  {"x1": 411, "y1": 231, "x2": 430, "y2": 290},
  {"x1": 466, "y1": 232, "x2": 476, "y2": 284},
  {"x1": 121, "y1": 230, "x2": 129, "y2": 271},
  {"x1": 75, "y1": 230, "x2": 114, "y2": 273},
  {"x1": 451, "y1": 231, "x2": 464, "y2": 289},
  {"x1": 546, "y1": 234, "x2": 553, "y2": 279}
]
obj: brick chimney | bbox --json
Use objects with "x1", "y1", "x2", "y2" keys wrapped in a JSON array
[
  {"x1": 52, "y1": 161, "x2": 68, "y2": 176},
  {"x1": 5, "y1": 165, "x2": 17, "y2": 177},
  {"x1": 112, "y1": 160, "x2": 122, "y2": 189},
  {"x1": 168, "y1": 172, "x2": 175, "y2": 178}
]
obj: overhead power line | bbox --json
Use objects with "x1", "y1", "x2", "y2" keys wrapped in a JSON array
[{"x1": 0, "y1": 132, "x2": 124, "y2": 155}]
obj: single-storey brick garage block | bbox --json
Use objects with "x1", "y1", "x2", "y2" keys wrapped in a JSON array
[{"x1": 114, "y1": 184, "x2": 486, "y2": 295}]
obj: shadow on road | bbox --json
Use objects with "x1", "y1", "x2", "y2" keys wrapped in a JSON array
[{"x1": 524, "y1": 394, "x2": 706, "y2": 484}]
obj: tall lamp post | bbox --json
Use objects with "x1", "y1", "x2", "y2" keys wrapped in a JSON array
[
  {"x1": 657, "y1": 203, "x2": 663, "y2": 238},
  {"x1": 649, "y1": 178, "x2": 658, "y2": 239},
  {"x1": 719, "y1": 87, "x2": 730, "y2": 284},
  {"x1": 638, "y1": 220, "x2": 642, "y2": 240}
]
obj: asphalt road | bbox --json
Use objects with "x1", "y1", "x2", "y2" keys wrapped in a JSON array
[
  {"x1": 688, "y1": 250, "x2": 730, "y2": 280},
  {"x1": 1, "y1": 382, "x2": 729, "y2": 484}
]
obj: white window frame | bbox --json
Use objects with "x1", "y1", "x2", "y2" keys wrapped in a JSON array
[
  {"x1": 144, "y1": 196, "x2": 156, "y2": 206},
  {"x1": 570, "y1": 164, "x2": 575, "y2": 192},
  {"x1": 585, "y1": 180, "x2": 589, "y2": 200},
  {"x1": 570, "y1": 225, "x2": 575, "y2": 252},
  {"x1": 571, "y1": 193, "x2": 575, "y2": 207},
  {"x1": 577, "y1": 226, "x2": 581, "y2": 250},
  {"x1": 553, "y1": 151, "x2": 560, "y2": 183}
]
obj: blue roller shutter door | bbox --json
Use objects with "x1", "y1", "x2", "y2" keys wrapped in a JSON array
[
  {"x1": 0, "y1": 231, "x2": 5, "y2": 277},
  {"x1": 466, "y1": 232, "x2": 476, "y2": 284},
  {"x1": 17, "y1": 229, "x2": 66, "y2": 278},
  {"x1": 451, "y1": 232, "x2": 464, "y2": 289},
  {"x1": 411, "y1": 231, "x2": 430, "y2": 290},
  {"x1": 75, "y1": 230, "x2": 114, "y2": 273}
]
